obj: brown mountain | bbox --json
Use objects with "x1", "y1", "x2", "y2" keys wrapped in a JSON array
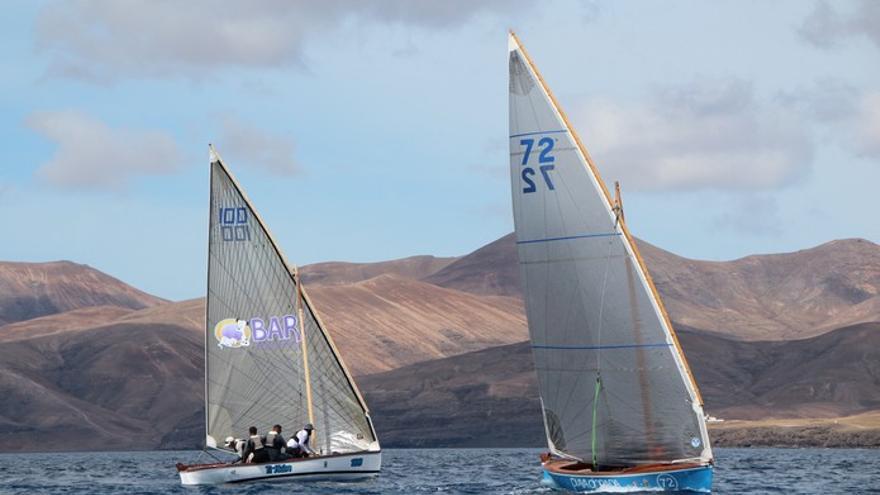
[
  {"x1": 301, "y1": 255, "x2": 457, "y2": 286},
  {"x1": 0, "y1": 234, "x2": 878, "y2": 451},
  {"x1": 298, "y1": 275, "x2": 525, "y2": 374},
  {"x1": 0, "y1": 299, "x2": 203, "y2": 452},
  {"x1": 0, "y1": 305, "x2": 134, "y2": 343},
  {"x1": 641, "y1": 238, "x2": 880, "y2": 340},
  {"x1": 422, "y1": 234, "x2": 520, "y2": 296},
  {"x1": 0, "y1": 261, "x2": 165, "y2": 326},
  {"x1": 0, "y1": 272, "x2": 528, "y2": 451},
  {"x1": 360, "y1": 322, "x2": 880, "y2": 447},
  {"x1": 425, "y1": 234, "x2": 880, "y2": 341}
]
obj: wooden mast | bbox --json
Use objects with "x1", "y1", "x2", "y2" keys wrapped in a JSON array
[{"x1": 295, "y1": 266, "x2": 316, "y2": 430}]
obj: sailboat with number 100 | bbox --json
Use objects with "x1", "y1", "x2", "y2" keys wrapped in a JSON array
[
  {"x1": 508, "y1": 32, "x2": 714, "y2": 493},
  {"x1": 176, "y1": 146, "x2": 381, "y2": 485}
]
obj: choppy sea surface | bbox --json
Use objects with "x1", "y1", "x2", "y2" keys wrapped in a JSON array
[{"x1": 0, "y1": 448, "x2": 877, "y2": 494}]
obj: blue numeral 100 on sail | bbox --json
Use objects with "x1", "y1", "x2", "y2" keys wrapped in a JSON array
[
  {"x1": 520, "y1": 137, "x2": 555, "y2": 193},
  {"x1": 219, "y1": 207, "x2": 251, "y2": 242}
]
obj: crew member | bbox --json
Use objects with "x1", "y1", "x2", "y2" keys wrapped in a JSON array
[
  {"x1": 286, "y1": 423, "x2": 315, "y2": 458},
  {"x1": 224, "y1": 436, "x2": 247, "y2": 461},
  {"x1": 242, "y1": 426, "x2": 270, "y2": 463},
  {"x1": 265, "y1": 424, "x2": 287, "y2": 461}
]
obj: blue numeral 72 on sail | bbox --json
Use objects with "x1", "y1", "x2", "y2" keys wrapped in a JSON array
[
  {"x1": 520, "y1": 138, "x2": 535, "y2": 165},
  {"x1": 519, "y1": 137, "x2": 556, "y2": 193}
]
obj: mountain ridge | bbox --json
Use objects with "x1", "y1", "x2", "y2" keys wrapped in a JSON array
[
  {"x1": 425, "y1": 234, "x2": 880, "y2": 341},
  {"x1": 0, "y1": 234, "x2": 878, "y2": 451},
  {"x1": 0, "y1": 260, "x2": 166, "y2": 326}
]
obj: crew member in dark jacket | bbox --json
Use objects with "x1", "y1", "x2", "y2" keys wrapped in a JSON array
[
  {"x1": 265, "y1": 424, "x2": 287, "y2": 461},
  {"x1": 242, "y1": 426, "x2": 270, "y2": 463}
]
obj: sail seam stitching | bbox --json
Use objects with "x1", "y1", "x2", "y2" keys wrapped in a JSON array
[
  {"x1": 532, "y1": 343, "x2": 671, "y2": 350},
  {"x1": 509, "y1": 129, "x2": 568, "y2": 138},
  {"x1": 517, "y1": 232, "x2": 621, "y2": 244}
]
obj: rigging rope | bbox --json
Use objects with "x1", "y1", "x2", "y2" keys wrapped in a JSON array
[{"x1": 591, "y1": 375, "x2": 602, "y2": 469}]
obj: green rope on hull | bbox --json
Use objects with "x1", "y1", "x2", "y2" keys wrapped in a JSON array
[{"x1": 591, "y1": 375, "x2": 602, "y2": 469}]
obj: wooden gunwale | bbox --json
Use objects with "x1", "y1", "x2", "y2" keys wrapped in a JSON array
[{"x1": 544, "y1": 458, "x2": 706, "y2": 476}]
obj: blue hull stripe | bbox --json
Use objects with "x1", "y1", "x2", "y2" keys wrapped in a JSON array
[
  {"x1": 517, "y1": 232, "x2": 621, "y2": 245},
  {"x1": 543, "y1": 464, "x2": 713, "y2": 493},
  {"x1": 509, "y1": 129, "x2": 568, "y2": 138},
  {"x1": 532, "y1": 343, "x2": 672, "y2": 351}
]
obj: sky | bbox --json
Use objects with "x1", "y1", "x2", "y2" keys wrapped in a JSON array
[{"x1": 1, "y1": 0, "x2": 878, "y2": 301}]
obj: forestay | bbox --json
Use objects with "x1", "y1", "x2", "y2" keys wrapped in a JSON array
[
  {"x1": 205, "y1": 147, "x2": 376, "y2": 455},
  {"x1": 508, "y1": 34, "x2": 712, "y2": 466}
]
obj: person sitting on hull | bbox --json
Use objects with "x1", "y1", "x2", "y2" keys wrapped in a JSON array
[
  {"x1": 286, "y1": 423, "x2": 315, "y2": 458},
  {"x1": 265, "y1": 424, "x2": 288, "y2": 461},
  {"x1": 224, "y1": 436, "x2": 247, "y2": 462},
  {"x1": 242, "y1": 426, "x2": 270, "y2": 463}
]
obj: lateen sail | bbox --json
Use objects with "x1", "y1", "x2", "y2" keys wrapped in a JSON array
[
  {"x1": 205, "y1": 147, "x2": 376, "y2": 454},
  {"x1": 508, "y1": 34, "x2": 711, "y2": 466}
]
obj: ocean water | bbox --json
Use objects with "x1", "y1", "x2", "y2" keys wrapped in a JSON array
[{"x1": 0, "y1": 448, "x2": 877, "y2": 494}]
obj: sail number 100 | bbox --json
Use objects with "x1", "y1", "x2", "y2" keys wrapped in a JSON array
[{"x1": 520, "y1": 137, "x2": 555, "y2": 193}]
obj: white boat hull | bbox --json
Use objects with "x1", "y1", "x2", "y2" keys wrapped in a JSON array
[{"x1": 178, "y1": 450, "x2": 381, "y2": 485}]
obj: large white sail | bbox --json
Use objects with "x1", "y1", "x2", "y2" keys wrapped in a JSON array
[
  {"x1": 204, "y1": 146, "x2": 377, "y2": 455},
  {"x1": 508, "y1": 34, "x2": 711, "y2": 466}
]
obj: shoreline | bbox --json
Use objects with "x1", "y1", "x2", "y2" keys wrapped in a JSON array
[{"x1": 707, "y1": 412, "x2": 880, "y2": 448}]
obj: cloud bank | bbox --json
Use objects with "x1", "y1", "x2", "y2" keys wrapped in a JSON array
[
  {"x1": 26, "y1": 111, "x2": 183, "y2": 190},
  {"x1": 35, "y1": 0, "x2": 523, "y2": 82},
  {"x1": 798, "y1": 0, "x2": 880, "y2": 49},
  {"x1": 573, "y1": 78, "x2": 813, "y2": 192}
]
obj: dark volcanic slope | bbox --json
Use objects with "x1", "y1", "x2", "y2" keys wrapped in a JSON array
[
  {"x1": 360, "y1": 341, "x2": 544, "y2": 448},
  {"x1": 360, "y1": 323, "x2": 880, "y2": 447},
  {"x1": 424, "y1": 234, "x2": 880, "y2": 341},
  {"x1": 682, "y1": 322, "x2": 880, "y2": 418},
  {"x1": 0, "y1": 261, "x2": 166, "y2": 326}
]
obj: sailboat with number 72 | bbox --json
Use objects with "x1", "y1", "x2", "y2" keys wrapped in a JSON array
[
  {"x1": 176, "y1": 146, "x2": 381, "y2": 485},
  {"x1": 508, "y1": 32, "x2": 713, "y2": 493}
]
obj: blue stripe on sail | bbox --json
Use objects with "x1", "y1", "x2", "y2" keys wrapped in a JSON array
[
  {"x1": 532, "y1": 343, "x2": 672, "y2": 350},
  {"x1": 516, "y1": 232, "x2": 621, "y2": 245},
  {"x1": 509, "y1": 129, "x2": 568, "y2": 138}
]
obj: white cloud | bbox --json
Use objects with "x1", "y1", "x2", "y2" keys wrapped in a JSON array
[
  {"x1": 215, "y1": 116, "x2": 298, "y2": 176},
  {"x1": 34, "y1": 0, "x2": 526, "y2": 82},
  {"x1": 777, "y1": 81, "x2": 880, "y2": 160},
  {"x1": 26, "y1": 111, "x2": 183, "y2": 190},
  {"x1": 797, "y1": 0, "x2": 880, "y2": 50},
  {"x1": 572, "y1": 78, "x2": 813, "y2": 192}
]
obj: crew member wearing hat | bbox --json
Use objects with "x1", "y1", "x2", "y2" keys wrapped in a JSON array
[
  {"x1": 286, "y1": 423, "x2": 315, "y2": 458},
  {"x1": 224, "y1": 436, "x2": 247, "y2": 461}
]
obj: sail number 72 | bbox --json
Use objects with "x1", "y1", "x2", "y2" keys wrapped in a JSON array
[{"x1": 520, "y1": 137, "x2": 555, "y2": 193}]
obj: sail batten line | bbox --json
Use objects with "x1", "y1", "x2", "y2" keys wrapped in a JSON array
[
  {"x1": 517, "y1": 232, "x2": 621, "y2": 244},
  {"x1": 532, "y1": 343, "x2": 672, "y2": 351},
  {"x1": 510, "y1": 129, "x2": 568, "y2": 138}
]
